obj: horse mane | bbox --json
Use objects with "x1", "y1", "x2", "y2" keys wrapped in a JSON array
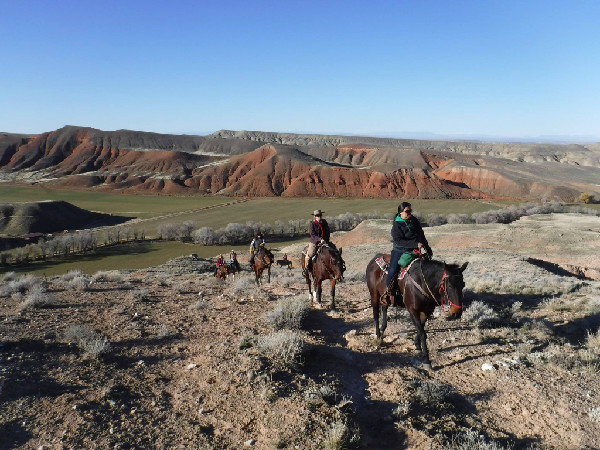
[{"x1": 420, "y1": 259, "x2": 463, "y2": 279}]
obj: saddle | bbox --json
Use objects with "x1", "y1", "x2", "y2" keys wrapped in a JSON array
[{"x1": 378, "y1": 256, "x2": 421, "y2": 307}]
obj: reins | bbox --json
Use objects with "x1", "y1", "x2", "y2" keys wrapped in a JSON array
[{"x1": 406, "y1": 262, "x2": 462, "y2": 312}]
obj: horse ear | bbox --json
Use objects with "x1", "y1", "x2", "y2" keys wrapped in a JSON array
[{"x1": 459, "y1": 262, "x2": 469, "y2": 272}]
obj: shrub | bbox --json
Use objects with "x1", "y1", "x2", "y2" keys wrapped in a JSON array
[
  {"x1": 61, "y1": 270, "x2": 82, "y2": 283},
  {"x1": 447, "y1": 213, "x2": 471, "y2": 224},
  {"x1": 68, "y1": 275, "x2": 90, "y2": 292},
  {"x1": 2, "y1": 271, "x2": 17, "y2": 282},
  {"x1": 64, "y1": 324, "x2": 110, "y2": 358},
  {"x1": 425, "y1": 213, "x2": 447, "y2": 227},
  {"x1": 19, "y1": 285, "x2": 56, "y2": 309},
  {"x1": 264, "y1": 296, "x2": 309, "y2": 330},
  {"x1": 441, "y1": 429, "x2": 511, "y2": 450},
  {"x1": 188, "y1": 299, "x2": 209, "y2": 310},
  {"x1": 323, "y1": 420, "x2": 357, "y2": 450},
  {"x1": 0, "y1": 275, "x2": 40, "y2": 297},
  {"x1": 91, "y1": 270, "x2": 124, "y2": 283},
  {"x1": 462, "y1": 301, "x2": 501, "y2": 328},
  {"x1": 231, "y1": 276, "x2": 256, "y2": 296},
  {"x1": 257, "y1": 330, "x2": 305, "y2": 368},
  {"x1": 410, "y1": 379, "x2": 455, "y2": 409}
]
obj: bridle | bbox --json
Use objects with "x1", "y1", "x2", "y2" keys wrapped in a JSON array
[
  {"x1": 407, "y1": 263, "x2": 463, "y2": 313},
  {"x1": 317, "y1": 244, "x2": 345, "y2": 280}
]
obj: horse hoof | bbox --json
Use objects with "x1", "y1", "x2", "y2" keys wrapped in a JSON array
[{"x1": 422, "y1": 363, "x2": 433, "y2": 371}]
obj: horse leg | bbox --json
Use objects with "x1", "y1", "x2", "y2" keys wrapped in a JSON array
[
  {"x1": 409, "y1": 310, "x2": 432, "y2": 370},
  {"x1": 314, "y1": 279, "x2": 323, "y2": 308},
  {"x1": 330, "y1": 279, "x2": 336, "y2": 310},
  {"x1": 267, "y1": 266, "x2": 271, "y2": 283},
  {"x1": 380, "y1": 305, "x2": 388, "y2": 337},
  {"x1": 305, "y1": 273, "x2": 313, "y2": 302}
]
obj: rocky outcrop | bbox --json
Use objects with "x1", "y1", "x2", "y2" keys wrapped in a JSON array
[{"x1": 1, "y1": 126, "x2": 599, "y2": 200}]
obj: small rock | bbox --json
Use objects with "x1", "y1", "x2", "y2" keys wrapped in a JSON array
[
  {"x1": 137, "y1": 360, "x2": 145, "y2": 366},
  {"x1": 244, "y1": 439, "x2": 255, "y2": 446},
  {"x1": 481, "y1": 363, "x2": 496, "y2": 371},
  {"x1": 187, "y1": 363, "x2": 197, "y2": 370}
]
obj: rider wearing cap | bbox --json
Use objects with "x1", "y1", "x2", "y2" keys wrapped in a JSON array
[
  {"x1": 249, "y1": 232, "x2": 265, "y2": 266},
  {"x1": 303, "y1": 209, "x2": 331, "y2": 276}
]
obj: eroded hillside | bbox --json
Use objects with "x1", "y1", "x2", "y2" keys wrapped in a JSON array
[{"x1": 1, "y1": 127, "x2": 599, "y2": 200}]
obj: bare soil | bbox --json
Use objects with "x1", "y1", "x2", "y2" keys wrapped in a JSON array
[{"x1": 1, "y1": 214, "x2": 600, "y2": 450}]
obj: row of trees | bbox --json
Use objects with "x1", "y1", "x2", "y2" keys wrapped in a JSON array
[{"x1": 0, "y1": 227, "x2": 147, "y2": 267}]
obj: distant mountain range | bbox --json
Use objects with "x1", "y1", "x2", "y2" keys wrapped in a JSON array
[{"x1": 1, "y1": 126, "x2": 599, "y2": 201}]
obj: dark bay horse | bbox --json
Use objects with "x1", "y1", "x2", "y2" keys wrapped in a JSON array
[
  {"x1": 366, "y1": 253, "x2": 468, "y2": 370},
  {"x1": 251, "y1": 247, "x2": 274, "y2": 285},
  {"x1": 302, "y1": 243, "x2": 346, "y2": 309}
]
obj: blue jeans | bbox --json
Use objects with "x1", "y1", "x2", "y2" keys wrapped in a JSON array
[{"x1": 386, "y1": 249, "x2": 407, "y2": 286}]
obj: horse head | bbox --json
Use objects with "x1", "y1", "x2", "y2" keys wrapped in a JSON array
[
  {"x1": 321, "y1": 245, "x2": 346, "y2": 281},
  {"x1": 442, "y1": 261, "x2": 468, "y2": 320}
]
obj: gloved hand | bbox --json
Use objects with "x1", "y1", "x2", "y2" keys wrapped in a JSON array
[{"x1": 320, "y1": 239, "x2": 325, "y2": 244}]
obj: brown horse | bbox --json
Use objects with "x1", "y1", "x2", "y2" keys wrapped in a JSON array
[
  {"x1": 302, "y1": 243, "x2": 346, "y2": 309},
  {"x1": 251, "y1": 246, "x2": 274, "y2": 285},
  {"x1": 215, "y1": 262, "x2": 241, "y2": 281},
  {"x1": 366, "y1": 253, "x2": 467, "y2": 370}
]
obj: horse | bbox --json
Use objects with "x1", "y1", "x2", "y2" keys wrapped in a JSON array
[
  {"x1": 251, "y1": 246, "x2": 274, "y2": 285},
  {"x1": 366, "y1": 253, "x2": 468, "y2": 370},
  {"x1": 275, "y1": 259, "x2": 293, "y2": 269},
  {"x1": 215, "y1": 262, "x2": 241, "y2": 281},
  {"x1": 302, "y1": 243, "x2": 346, "y2": 309}
]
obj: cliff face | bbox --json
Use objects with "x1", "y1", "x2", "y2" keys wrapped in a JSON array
[{"x1": 1, "y1": 126, "x2": 599, "y2": 200}]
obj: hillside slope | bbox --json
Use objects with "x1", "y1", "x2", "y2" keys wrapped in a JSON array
[
  {"x1": 0, "y1": 200, "x2": 127, "y2": 235},
  {"x1": 1, "y1": 127, "x2": 599, "y2": 200}
]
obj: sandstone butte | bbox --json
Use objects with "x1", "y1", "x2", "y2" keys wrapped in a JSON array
[{"x1": 1, "y1": 126, "x2": 599, "y2": 201}]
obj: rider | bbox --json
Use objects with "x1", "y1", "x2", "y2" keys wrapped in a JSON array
[
  {"x1": 249, "y1": 232, "x2": 265, "y2": 267},
  {"x1": 384, "y1": 202, "x2": 432, "y2": 303},
  {"x1": 229, "y1": 249, "x2": 240, "y2": 271},
  {"x1": 213, "y1": 254, "x2": 225, "y2": 275},
  {"x1": 303, "y1": 209, "x2": 331, "y2": 276}
]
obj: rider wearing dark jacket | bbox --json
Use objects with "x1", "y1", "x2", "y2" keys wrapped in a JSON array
[
  {"x1": 303, "y1": 209, "x2": 331, "y2": 275},
  {"x1": 386, "y1": 202, "x2": 432, "y2": 290}
]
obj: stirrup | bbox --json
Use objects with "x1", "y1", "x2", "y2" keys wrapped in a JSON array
[{"x1": 379, "y1": 294, "x2": 390, "y2": 306}]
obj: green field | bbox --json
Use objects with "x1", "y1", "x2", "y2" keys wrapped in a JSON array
[{"x1": 0, "y1": 185, "x2": 515, "y2": 234}]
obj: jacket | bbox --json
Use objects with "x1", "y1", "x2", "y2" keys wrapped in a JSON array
[
  {"x1": 309, "y1": 219, "x2": 330, "y2": 244},
  {"x1": 391, "y1": 215, "x2": 431, "y2": 253},
  {"x1": 250, "y1": 237, "x2": 265, "y2": 252}
]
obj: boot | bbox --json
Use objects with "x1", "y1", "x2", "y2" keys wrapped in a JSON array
[
  {"x1": 303, "y1": 256, "x2": 312, "y2": 277},
  {"x1": 380, "y1": 280, "x2": 396, "y2": 306}
]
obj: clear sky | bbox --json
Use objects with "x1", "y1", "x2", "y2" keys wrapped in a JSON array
[{"x1": 1, "y1": 0, "x2": 599, "y2": 141}]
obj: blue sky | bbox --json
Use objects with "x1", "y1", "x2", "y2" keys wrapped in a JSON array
[{"x1": 1, "y1": 0, "x2": 599, "y2": 141}]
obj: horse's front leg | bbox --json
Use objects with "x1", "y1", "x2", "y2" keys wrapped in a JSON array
[
  {"x1": 267, "y1": 266, "x2": 271, "y2": 283},
  {"x1": 313, "y1": 279, "x2": 323, "y2": 308},
  {"x1": 409, "y1": 310, "x2": 431, "y2": 370},
  {"x1": 305, "y1": 272, "x2": 313, "y2": 302},
  {"x1": 330, "y1": 279, "x2": 336, "y2": 310}
]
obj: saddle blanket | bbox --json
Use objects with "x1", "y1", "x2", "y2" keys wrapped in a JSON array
[{"x1": 377, "y1": 256, "x2": 419, "y2": 280}]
